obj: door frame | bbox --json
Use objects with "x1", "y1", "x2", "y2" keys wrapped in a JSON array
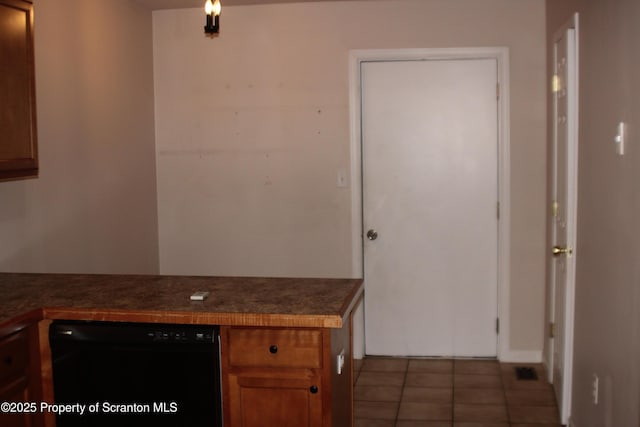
[
  {"x1": 546, "y1": 13, "x2": 579, "y2": 425},
  {"x1": 348, "y1": 47, "x2": 515, "y2": 360}
]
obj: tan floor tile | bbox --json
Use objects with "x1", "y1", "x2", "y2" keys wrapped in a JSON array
[
  {"x1": 354, "y1": 358, "x2": 560, "y2": 426},
  {"x1": 508, "y1": 405, "x2": 560, "y2": 423},
  {"x1": 398, "y1": 402, "x2": 453, "y2": 421},
  {"x1": 454, "y1": 359, "x2": 500, "y2": 375},
  {"x1": 355, "y1": 419, "x2": 395, "y2": 427},
  {"x1": 505, "y1": 387, "x2": 557, "y2": 406},
  {"x1": 510, "y1": 424, "x2": 562, "y2": 427},
  {"x1": 357, "y1": 371, "x2": 406, "y2": 386},
  {"x1": 453, "y1": 423, "x2": 508, "y2": 427},
  {"x1": 454, "y1": 388, "x2": 505, "y2": 405},
  {"x1": 354, "y1": 369, "x2": 362, "y2": 384},
  {"x1": 454, "y1": 374, "x2": 503, "y2": 389},
  {"x1": 408, "y1": 359, "x2": 454, "y2": 374},
  {"x1": 363, "y1": 357, "x2": 410, "y2": 372},
  {"x1": 501, "y1": 377, "x2": 554, "y2": 391},
  {"x1": 406, "y1": 373, "x2": 453, "y2": 388},
  {"x1": 500, "y1": 363, "x2": 545, "y2": 374},
  {"x1": 355, "y1": 385, "x2": 403, "y2": 402},
  {"x1": 453, "y1": 404, "x2": 508, "y2": 423},
  {"x1": 397, "y1": 421, "x2": 452, "y2": 427},
  {"x1": 403, "y1": 387, "x2": 453, "y2": 404},
  {"x1": 355, "y1": 400, "x2": 399, "y2": 420}
]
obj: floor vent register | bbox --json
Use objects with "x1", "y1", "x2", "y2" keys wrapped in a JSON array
[{"x1": 514, "y1": 366, "x2": 538, "y2": 380}]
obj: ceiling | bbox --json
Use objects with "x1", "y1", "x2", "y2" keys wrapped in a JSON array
[{"x1": 134, "y1": 0, "x2": 364, "y2": 10}]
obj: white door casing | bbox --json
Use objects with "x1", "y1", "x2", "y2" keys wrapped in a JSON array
[
  {"x1": 548, "y1": 14, "x2": 579, "y2": 426},
  {"x1": 354, "y1": 51, "x2": 508, "y2": 356}
]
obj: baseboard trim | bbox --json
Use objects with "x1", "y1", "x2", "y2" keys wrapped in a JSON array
[
  {"x1": 498, "y1": 349, "x2": 543, "y2": 363},
  {"x1": 354, "y1": 350, "x2": 543, "y2": 363}
]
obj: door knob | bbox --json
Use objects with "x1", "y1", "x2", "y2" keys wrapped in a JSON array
[
  {"x1": 366, "y1": 229, "x2": 378, "y2": 241},
  {"x1": 552, "y1": 246, "x2": 573, "y2": 257}
]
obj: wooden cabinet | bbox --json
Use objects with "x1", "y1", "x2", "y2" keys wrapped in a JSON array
[
  {"x1": 15, "y1": 322, "x2": 351, "y2": 427},
  {"x1": 0, "y1": 322, "x2": 49, "y2": 427},
  {"x1": 222, "y1": 326, "x2": 352, "y2": 427},
  {"x1": 0, "y1": 0, "x2": 38, "y2": 181},
  {"x1": 0, "y1": 328, "x2": 33, "y2": 427},
  {"x1": 0, "y1": 276, "x2": 363, "y2": 427},
  {"x1": 227, "y1": 328, "x2": 323, "y2": 369},
  {"x1": 226, "y1": 371, "x2": 324, "y2": 427}
]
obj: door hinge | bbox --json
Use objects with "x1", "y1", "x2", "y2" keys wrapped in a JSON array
[
  {"x1": 496, "y1": 83, "x2": 500, "y2": 100},
  {"x1": 549, "y1": 322, "x2": 556, "y2": 338},
  {"x1": 496, "y1": 318, "x2": 500, "y2": 334},
  {"x1": 496, "y1": 202, "x2": 500, "y2": 220},
  {"x1": 552, "y1": 200, "x2": 559, "y2": 218},
  {"x1": 552, "y1": 74, "x2": 560, "y2": 93}
]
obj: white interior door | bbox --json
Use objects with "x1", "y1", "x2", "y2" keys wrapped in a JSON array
[
  {"x1": 362, "y1": 58, "x2": 499, "y2": 357},
  {"x1": 550, "y1": 22, "x2": 578, "y2": 425}
]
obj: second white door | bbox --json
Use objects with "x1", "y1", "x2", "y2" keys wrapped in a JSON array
[
  {"x1": 549, "y1": 22, "x2": 578, "y2": 424},
  {"x1": 362, "y1": 58, "x2": 499, "y2": 357}
]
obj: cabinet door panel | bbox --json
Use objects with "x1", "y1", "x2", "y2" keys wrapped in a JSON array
[
  {"x1": 228, "y1": 375, "x2": 322, "y2": 427},
  {"x1": 0, "y1": 376, "x2": 31, "y2": 427}
]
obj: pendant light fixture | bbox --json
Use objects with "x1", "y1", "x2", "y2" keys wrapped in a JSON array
[{"x1": 204, "y1": 0, "x2": 221, "y2": 34}]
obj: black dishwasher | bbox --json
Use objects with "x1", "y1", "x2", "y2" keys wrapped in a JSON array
[{"x1": 49, "y1": 321, "x2": 222, "y2": 427}]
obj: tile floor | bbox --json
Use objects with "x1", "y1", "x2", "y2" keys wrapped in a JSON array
[{"x1": 353, "y1": 357, "x2": 562, "y2": 427}]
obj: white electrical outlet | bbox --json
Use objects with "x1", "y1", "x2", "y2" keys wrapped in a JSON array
[
  {"x1": 337, "y1": 349, "x2": 345, "y2": 375},
  {"x1": 615, "y1": 122, "x2": 626, "y2": 156},
  {"x1": 592, "y1": 374, "x2": 599, "y2": 405}
]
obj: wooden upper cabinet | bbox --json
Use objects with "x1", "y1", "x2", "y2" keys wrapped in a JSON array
[{"x1": 0, "y1": 0, "x2": 37, "y2": 181}]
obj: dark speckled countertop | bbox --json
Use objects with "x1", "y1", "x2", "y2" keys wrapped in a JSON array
[{"x1": 0, "y1": 273, "x2": 363, "y2": 335}]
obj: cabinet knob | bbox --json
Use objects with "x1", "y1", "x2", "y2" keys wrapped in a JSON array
[
  {"x1": 309, "y1": 385, "x2": 318, "y2": 394},
  {"x1": 269, "y1": 345, "x2": 278, "y2": 354}
]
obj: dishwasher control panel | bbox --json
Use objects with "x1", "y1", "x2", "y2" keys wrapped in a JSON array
[{"x1": 50, "y1": 321, "x2": 218, "y2": 345}]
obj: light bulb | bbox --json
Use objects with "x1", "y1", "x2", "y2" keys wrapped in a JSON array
[
  {"x1": 212, "y1": 0, "x2": 221, "y2": 16},
  {"x1": 204, "y1": 0, "x2": 214, "y2": 15}
]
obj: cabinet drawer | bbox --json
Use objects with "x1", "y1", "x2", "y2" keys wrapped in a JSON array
[
  {"x1": 228, "y1": 328, "x2": 322, "y2": 369},
  {"x1": 0, "y1": 330, "x2": 28, "y2": 384}
]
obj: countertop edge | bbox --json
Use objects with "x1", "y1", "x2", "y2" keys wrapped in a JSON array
[
  {"x1": 42, "y1": 307, "x2": 346, "y2": 328},
  {"x1": 0, "y1": 276, "x2": 364, "y2": 334},
  {"x1": 339, "y1": 280, "x2": 365, "y2": 322}
]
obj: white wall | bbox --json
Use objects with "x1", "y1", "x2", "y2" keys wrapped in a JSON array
[
  {"x1": 546, "y1": 0, "x2": 640, "y2": 425},
  {"x1": 153, "y1": 0, "x2": 547, "y2": 356},
  {"x1": 0, "y1": 0, "x2": 159, "y2": 274}
]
